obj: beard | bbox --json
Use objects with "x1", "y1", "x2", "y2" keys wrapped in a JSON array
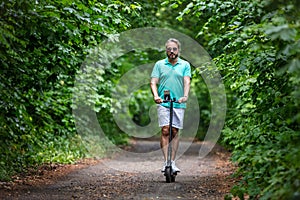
[{"x1": 167, "y1": 52, "x2": 178, "y2": 60}]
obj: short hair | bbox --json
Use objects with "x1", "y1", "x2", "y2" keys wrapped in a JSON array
[{"x1": 165, "y1": 38, "x2": 181, "y2": 51}]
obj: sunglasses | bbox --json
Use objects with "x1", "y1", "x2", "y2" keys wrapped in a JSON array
[{"x1": 166, "y1": 47, "x2": 178, "y2": 52}]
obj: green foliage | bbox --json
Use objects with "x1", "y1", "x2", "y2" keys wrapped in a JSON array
[
  {"x1": 111, "y1": 50, "x2": 164, "y2": 137},
  {"x1": 2, "y1": 2, "x2": 299, "y2": 199},
  {"x1": 166, "y1": 0, "x2": 300, "y2": 199},
  {"x1": 0, "y1": 0, "x2": 144, "y2": 180},
  {"x1": 190, "y1": 69, "x2": 211, "y2": 139}
]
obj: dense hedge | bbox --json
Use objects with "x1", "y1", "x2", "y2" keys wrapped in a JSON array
[
  {"x1": 170, "y1": 0, "x2": 300, "y2": 198},
  {"x1": 0, "y1": 0, "x2": 145, "y2": 180},
  {"x1": 2, "y1": 1, "x2": 299, "y2": 199}
]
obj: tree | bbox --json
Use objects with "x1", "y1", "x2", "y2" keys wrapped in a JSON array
[
  {"x1": 166, "y1": 0, "x2": 300, "y2": 198},
  {"x1": 0, "y1": 0, "x2": 145, "y2": 180}
]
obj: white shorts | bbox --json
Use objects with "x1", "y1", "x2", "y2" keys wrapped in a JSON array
[{"x1": 157, "y1": 105, "x2": 185, "y2": 129}]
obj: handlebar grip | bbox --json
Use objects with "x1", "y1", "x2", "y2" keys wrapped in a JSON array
[{"x1": 162, "y1": 100, "x2": 180, "y2": 103}]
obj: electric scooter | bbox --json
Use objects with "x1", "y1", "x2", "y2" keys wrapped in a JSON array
[{"x1": 163, "y1": 90, "x2": 178, "y2": 183}]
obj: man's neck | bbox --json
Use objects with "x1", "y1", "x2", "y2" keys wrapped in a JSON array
[{"x1": 168, "y1": 58, "x2": 178, "y2": 65}]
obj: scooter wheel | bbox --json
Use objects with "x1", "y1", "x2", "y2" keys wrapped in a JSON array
[
  {"x1": 171, "y1": 174, "x2": 176, "y2": 182},
  {"x1": 165, "y1": 167, "x2": 171, "y2": 183}
]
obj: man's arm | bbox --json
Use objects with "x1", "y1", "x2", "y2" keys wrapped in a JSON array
[
  {"x1": 150, "y1": 77, "x2": 163, "y2": 104},
  {"x1": 178, "y1": 76, "x2": 191, "y2": 103}
]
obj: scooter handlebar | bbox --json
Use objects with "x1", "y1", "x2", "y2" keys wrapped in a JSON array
[{"x1": 162, "y1": 99, "x2": 180, "y2": 103}]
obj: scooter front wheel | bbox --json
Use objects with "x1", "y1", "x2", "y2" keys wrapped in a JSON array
[
  {"x1": 171, "y1": 174, "x2": 176, "y2": 182},
  {"x1": 165, "y1": 167, "x2": 171, "y2": 183}
]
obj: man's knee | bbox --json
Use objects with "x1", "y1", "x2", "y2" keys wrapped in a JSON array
[
  {"x1": 161, "y1": 126, "x2": 169, "y2": 136},
  {"x1": 172, "y1": 127, "x2": 178, "y2": 134},
  {"x1": 161, "y1": 126, "x2": 179, "y2": 137},
  {"x1": 172, "y1": 127, "x2": 178, "y2": 137}
]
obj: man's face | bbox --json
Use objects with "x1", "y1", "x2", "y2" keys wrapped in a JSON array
[{"x1": 166, "y1": 42, "x2": 179, "y2": 60}]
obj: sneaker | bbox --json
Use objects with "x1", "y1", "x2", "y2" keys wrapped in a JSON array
[
  {"x1": 161, "y1": 161, "x2": 167, "y2": 172},
  {"x1": 171, "y1": 160, "x2": 180, "y2": 173}
]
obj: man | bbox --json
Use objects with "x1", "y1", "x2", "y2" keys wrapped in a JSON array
[{"x1": 150, "y1": 38, "x2": 191, "y2": 173}]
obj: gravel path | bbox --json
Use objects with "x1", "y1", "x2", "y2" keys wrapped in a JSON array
[{"x1": 1, "y1": 139, "x2": 236, "y2": 200}]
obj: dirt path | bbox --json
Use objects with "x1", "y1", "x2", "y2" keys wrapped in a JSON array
[{"x1": 1, "y1": 139, "x2": 236, "y2": 200}]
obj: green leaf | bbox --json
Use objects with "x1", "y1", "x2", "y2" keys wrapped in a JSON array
[
  {"x1": 265, "y1": 25, "x2": 297, "y2": 41},
  {"x1": 287, "y1": 59, "x2": 300, "y2": 73}
]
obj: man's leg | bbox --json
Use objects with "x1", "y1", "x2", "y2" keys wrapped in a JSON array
[
  {"x1": 160, "y1": 126, "x2": 180, "y2": 172},
  {"x1": 171, "y1": 127, "x2": 180, "y2": 172},
  {"x1": 171, "y1": 127, "x2": 179, "y2": 161},
  {"x1": 160, "y1": 125, "x2": 169, "y2": 161}
]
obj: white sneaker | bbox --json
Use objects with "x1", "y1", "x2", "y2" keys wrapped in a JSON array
[
  {"x1": 171, "y1": 160, "x2": 180, "y2": 172},
  {"x1": 161, "y1": 161, "x2": 167, "y2": 172}
]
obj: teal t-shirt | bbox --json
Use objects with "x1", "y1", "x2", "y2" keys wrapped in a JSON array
[{"x1": 151, "y1": 58, "x2": 191, "y2": 108}]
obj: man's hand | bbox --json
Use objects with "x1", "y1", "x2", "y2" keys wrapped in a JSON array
[
  {"x1": 178, "y1": 96, "x2": 188, "y2": 103},
  {"x1": 154, "y1": 96, "x2": 163, "y2": 104}
]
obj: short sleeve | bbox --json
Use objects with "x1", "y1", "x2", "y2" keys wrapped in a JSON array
[
  {"x1": 184, "y1": 62, "x2": 191, "y2": 77},
  {"x1": 151, "y1": 61, "x2": 160, "y2": 78}
]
